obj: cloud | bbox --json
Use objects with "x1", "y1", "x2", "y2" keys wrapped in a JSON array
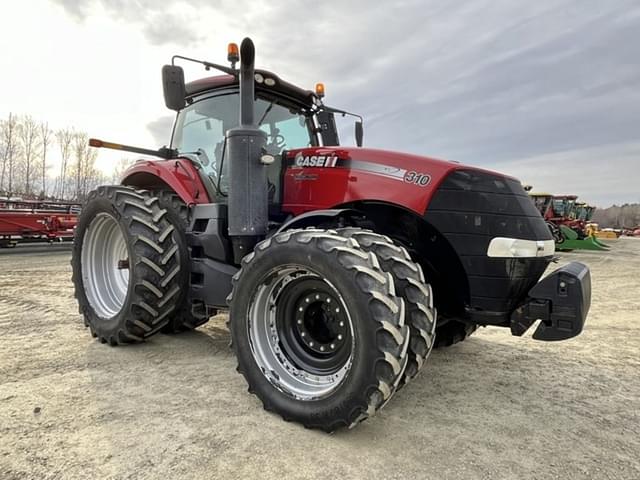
[
  {"x1": 50, "y1": 0, "x2": 640, "y2": 206},
  {"x1": 146, "y1": 116, "x2": 175, "y2": 146},
  {"x1": 493, "y1": 141, "x2": 640, "y2": 207},
  {"x1": 50, "y1": 0, "x2": 208, "y2": 46}
]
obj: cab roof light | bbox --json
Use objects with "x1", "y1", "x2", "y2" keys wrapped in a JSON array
[
  {"x1": 227, "y1": 43, "x2": 239, "y2": 68},
  {"x1": 315, "y1": 82, "x2": 325, "y2": 98}
]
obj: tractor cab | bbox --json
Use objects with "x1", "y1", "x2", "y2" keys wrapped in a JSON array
[
  {"x1": 163, "y1": 49, "x2": 362, "y2": 211},
  {"x1": 171, "y1": 78, "x2": 316, "y2": 203},
  {"x1": 529, "y1": 193, "x2": 553, "y2": 219},
  {"x1": 552, "y1": 195, "x2": 578, "y2": 220},
  {"x1": 575, "y1": 202, "x2": 588, "y2": 221}
]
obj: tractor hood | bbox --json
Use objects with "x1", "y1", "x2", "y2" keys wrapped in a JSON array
[{"x1": 283, "y1": 146, "x2": 514, "y2": 216}]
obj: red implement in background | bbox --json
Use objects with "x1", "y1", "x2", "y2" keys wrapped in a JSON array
[{"x1": 0, "y1": 199, "x2": 80, "y2": 248}]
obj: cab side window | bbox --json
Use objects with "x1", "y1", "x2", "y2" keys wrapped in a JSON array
[{"x1": 172, "y1": 94, "x2": 239, "y2": 182}]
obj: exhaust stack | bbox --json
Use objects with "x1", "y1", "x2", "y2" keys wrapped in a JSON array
[{"x1": 226, "y1": 37, "x2": 268, "y2": 264}]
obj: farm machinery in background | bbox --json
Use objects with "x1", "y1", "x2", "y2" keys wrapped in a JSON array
[
  {"x1": 528, "y1": 193, "x2": 609, "y2": 251},
  {"x1": 0, "y1": 199, "x2": 81, "y2": 248}
]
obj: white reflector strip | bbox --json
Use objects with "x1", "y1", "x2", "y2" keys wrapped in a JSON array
[{"x1": 487, "y1": 237, "x2": 555, "y2": 258}]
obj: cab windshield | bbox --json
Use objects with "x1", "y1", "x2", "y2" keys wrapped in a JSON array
[{"x1": 171, "y1": 93, "x2": 314, "y2": 193}]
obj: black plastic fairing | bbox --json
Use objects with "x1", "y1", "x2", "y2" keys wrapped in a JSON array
[{"x1": 425, "y1": 169, "x2": 554, "y2": 318}]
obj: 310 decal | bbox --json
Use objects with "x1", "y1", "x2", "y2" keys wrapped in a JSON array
[{"x1": 404, "y1": 171, "x2": 431, "y2": 187}]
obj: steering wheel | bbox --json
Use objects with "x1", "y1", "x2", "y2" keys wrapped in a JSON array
[
  {"x1": 196, "y1": 148, "x2": 210, "y2": 167},
  {"x1": 265, "y1": 133, "x2": 286, "y2": 152},
  {"x1": 272, "y1": 134, "x2": 285, "y2": 148}
]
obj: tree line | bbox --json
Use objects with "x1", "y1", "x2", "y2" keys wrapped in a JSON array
[
  {"x1": 592, "y1": 204, "x2": 640, "y2": 229},
  {"x1": 0, "y1": 112, "x2": 129, "y2": 202}
]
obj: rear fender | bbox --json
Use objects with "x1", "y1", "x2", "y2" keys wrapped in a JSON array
[{"x1": 120, "y1": 159, "x2": 211, "y2": 205}]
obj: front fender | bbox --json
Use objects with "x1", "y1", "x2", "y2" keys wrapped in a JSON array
[{"x1": 276, "y1": 209, "x2": 360, "y2": 233}]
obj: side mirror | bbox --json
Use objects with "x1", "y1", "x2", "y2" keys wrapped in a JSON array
[
  {"x1": 162, "y1": 65, "x2": 186, "y2": 111},
  {"x1": 355, "y1": 120, "x2": 364, "y2": 147}
]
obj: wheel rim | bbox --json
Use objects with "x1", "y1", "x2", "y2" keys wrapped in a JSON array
[
  {"x1": 248, "y1": 266, "x2": 355, "y2": 401},
  {"x1": 81, "y1": 213, "x2": 130, "y2": 319}
]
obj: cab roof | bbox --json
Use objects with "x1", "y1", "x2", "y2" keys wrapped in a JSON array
[
  {"x1": 554, "y1": 195, "x2": 579, "y2": 200},
  {"x1": 185, "y1": 70, "x2": 317, "y2": 106}
]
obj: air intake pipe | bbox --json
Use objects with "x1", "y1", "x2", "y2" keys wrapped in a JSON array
[{"x1": 226, "y1": 37, "x2": 268, "y2": 263}]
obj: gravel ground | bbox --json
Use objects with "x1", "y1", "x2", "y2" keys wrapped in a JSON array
[{"x1": 1, "y1": 238, "x2": 639, "y2": 480}]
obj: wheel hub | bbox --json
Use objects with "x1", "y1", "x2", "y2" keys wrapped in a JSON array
[
  {"x1": 247, "y1": 267, "x2": 355, "y2": 400},
  {"x1": 294, "y1": 293, "x2": 348, "y2": 354},
  {"x1": 81, "y1": 213, "x2": 130, "y2": 319}
]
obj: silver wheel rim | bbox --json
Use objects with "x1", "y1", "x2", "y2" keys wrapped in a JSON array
[
  {"x1": 81, "y1": 213, "x2": 130, "y2": 319},
  {"x1": 248, "y1": 266, "x2": 355, "y2": 401}
]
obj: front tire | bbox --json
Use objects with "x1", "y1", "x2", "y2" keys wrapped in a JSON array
[
  {"x1": 71, "y1": 186, "x2": 183, "y2": 344},
  {"x1": 433, "y1": 319, "x2": 478, "y2": 348},
  {"x1": 229, "y1": 229, "x2": 410, "y2": 432},
  {"x1": 335, "y1": 228, "x2": 436, "y2": 386}
]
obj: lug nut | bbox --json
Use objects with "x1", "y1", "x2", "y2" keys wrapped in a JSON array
[
  {"x1": 297, "y1": 319, "x2": 302, "y2": 325},
  {"x1": 309, "y1": 341, "x2": 314, "y2": 347},
  {"x1": 320, "y1": 346, "x2": 325, "y2": 351},
  {"x1": 330, "y1": 343, "x2": 335, "y2": 349},
  {"x1": 338, "y1": 334, "x2": 343, "y2": 340},
  {"x1": 335, "y1": 308, "x2": 340, "y2": 313},
  {"x1": 305, "y1": 297, "x2": 310, "y2": 303},
  {"x1": 339, "y1": 321, "x2": 344, "y2": 327},
  {"x1": 301, "y1": 332, "x2": 306, "y2": 337},
  {"x1": 315, "y1": 294, "x2": 320, "y2": 300},
  {"x1": 298, "y1": 307, "x2": 303, "y2": 312}
]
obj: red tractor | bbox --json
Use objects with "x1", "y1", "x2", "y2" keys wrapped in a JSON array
[{"x1": 72, "y1": 39, "x2": 591, "y2": 431}]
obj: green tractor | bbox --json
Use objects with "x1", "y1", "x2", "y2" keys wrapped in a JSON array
[{"x1": 529, "y1": 193, "x2": 608, "y2": 251}]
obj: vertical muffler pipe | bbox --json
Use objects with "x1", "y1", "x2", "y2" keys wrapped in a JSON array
[{"x1": 226, "y1": 37, "x2": 268, "y2": 264}]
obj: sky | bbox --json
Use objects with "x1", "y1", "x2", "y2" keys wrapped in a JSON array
[{"x1": 1, "y1": 0, "x2": 638, "y2": 206}]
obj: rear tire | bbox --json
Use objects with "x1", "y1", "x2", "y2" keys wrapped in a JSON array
[
  {"x1": 228, "y1": 229, "x2": 410, "y2": 432},
  {"x1": 150, "y1": 189, "x2": 213, "y2": 333},
  {"x1": 71, "y1": 186, "x2": 183, "y2": 344},
  {"x1": 336, "y1": 228, "x2": 436, "y2": 386}
]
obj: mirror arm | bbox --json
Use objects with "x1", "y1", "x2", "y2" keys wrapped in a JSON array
[
  {"x1": 322, "y1": 106, "x2": 363, "y2": 124},
  {"x1": 171, "y1": 55, "x2": 238, "y2": 77}
]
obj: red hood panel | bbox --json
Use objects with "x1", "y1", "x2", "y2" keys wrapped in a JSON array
[{"x1": 282, "y1": 146, "x2": 508, "y2": 216}]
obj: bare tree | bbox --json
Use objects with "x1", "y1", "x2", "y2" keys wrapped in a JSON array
[
  {"x1": 592, "y1": 204, "x2": 640, "y2": 229},
  {"x1": 56, "y1": 128, "x2": 74, "y2": 199},
  {"x1": 40, "y1": 121, "x2": 53, "y2": 199},
  {"x1": 19, "y1": 115, "x2": 40, "y2": 197},
  {"x1": 73, "y1": 132, "x2": 88, "y2": 200},
  {"x1": 1, "y1": 113, "x2": 20, "y2": 197},
  {"x1": 81, "y1": 147, "x2": 99, "y2": 200},
  {"x1": 111, "y1": 157, "x2": 135, "y2": 184}
]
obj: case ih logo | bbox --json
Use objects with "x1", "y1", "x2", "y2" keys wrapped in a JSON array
[{"x1": 294, "y1": 153, "x2": 339, "y2": 168}]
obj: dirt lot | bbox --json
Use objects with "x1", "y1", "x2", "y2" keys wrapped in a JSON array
[{"x1": 1, "y1": 239, "x2": 639, "y2": 480}]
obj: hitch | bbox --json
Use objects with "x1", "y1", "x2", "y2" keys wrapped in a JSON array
[{"x1": 511, "y1": 262, "x2": 591, "y2": 341}]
